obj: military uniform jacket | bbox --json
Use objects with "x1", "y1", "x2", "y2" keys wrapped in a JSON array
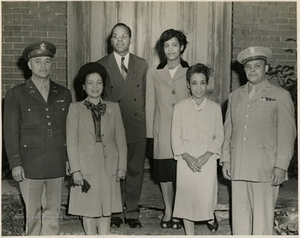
[
  {"x1": 221, "y1": 79, "x2": 296, "y2": 182},
  {"x1": 97, "y1": 53, "x2": 148, "y2": 143},
  {"x1": 4, "y1": 78, "x2": 72, "y2": 179},
  {"x1": 146, "y1": 59, "x2": 190, "y2": 159}
]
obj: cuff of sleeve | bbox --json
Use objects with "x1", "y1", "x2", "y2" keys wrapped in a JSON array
[
  {"x1": 207, "y1": 145, "x2": 220, "y2": 155},
  {"x1": 274, "y1": 155, "x2": 291, "y2": 171},
  {"x1": 9, "y1": 155, "x2": 22, "y2": 169},
  {"x1": 117, "y1": 168, "x2": 126, "y2": 172},
  {"x1": 220, "y1": 151, "x2": 230, "y2": 164}
]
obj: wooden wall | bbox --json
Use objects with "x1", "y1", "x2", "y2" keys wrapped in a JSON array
[{"x1": 67, "y1": 1, "x2": 231, "y2": 108}]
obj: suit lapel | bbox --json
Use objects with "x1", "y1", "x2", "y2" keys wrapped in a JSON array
[
  {"x1": 78, "y1": 101, "x2": 95, "y2": 137},
  {"x1": 240, "y1": 80, "x2": 272, "y2": 103},
  {"x1": 239, "y1": 84, "x2": 249, "y2": 102},
  {"x1": 251, "y1": 80, "x2": 272, "y2": 102},
  {"x1": 101, "y1": 100, "x2": 111, "y2": 134},
  {"x1": 157, "y1": 66, "x2": 175, "y2": 90},
  {"x1": 173, "y1": 64, "x2": 187, "y2": 81},
  {"x1": 119, "y1": 54, "x2": 140, "y2": 98},
  {"x1": 25, "y1": 78, "x2": 47, "y2": 105},
  {"x1": 47, "y1": 80, "x2": 59, "y2": 105},
  {"x1": 78, "y1": 100, "x2": 112, "y2": 140},
  {"x1": 107, "y1": 54, "x2": 125, "y2": 88}
]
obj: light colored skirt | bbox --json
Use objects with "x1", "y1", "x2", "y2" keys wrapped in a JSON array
[
  {"x1": 68, "y1": 143, "x2": 122, "y2": 217},
  {"x1": 173, "y1": 157, "x2": 217, "y2": 221}
]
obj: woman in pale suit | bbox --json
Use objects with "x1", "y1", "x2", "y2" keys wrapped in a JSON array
[
  {"x1": 146, "y1": 29, "x2": 190, "y2": 229},
  {"x1": 171, "y1": 63, "x2": 224, "y2": 235},
  {"x1": 67, "y1": 62, "x2": 127, "y2": 235}
]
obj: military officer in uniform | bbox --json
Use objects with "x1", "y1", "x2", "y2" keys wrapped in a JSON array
[
  {"x1": 4, "y1": 41, "x2": 72, "y2": 235},
  {"x1": 221, "y1": 46, "x2": 296, "y2": 235}
]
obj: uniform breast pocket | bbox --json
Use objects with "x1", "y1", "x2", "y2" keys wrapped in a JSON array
[
  {"x1": 257, "y1": 102, "x2": 277, "y2": 125},
  {"x1": 21, "y1": 104, "x2": 41, "y2": 127},
  {"x1": 54, "y1": 103, "x2": 67, "y2": 125}
]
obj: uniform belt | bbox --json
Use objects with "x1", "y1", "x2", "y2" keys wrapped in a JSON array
[{"x1": 47, "y1": 129, "x2": 63, "y2": 137}]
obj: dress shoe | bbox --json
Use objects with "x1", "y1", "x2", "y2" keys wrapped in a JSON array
[
  {"x1": 124, "y1": 218, "x2": 142, "y2": 228},
  {"x1": 110, "y1": 217, "x2": 123, "y2": 228},
  {"x1": 207, "y1": 213, "x2": 218, "y2": 232}
]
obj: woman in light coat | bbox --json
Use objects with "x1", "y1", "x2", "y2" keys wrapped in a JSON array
[
  {"x1": 67, "y1": 62, "x2": 127, "y2": 235},
  {"x1": 172, "y1": 63, "x2": 224, "y2": 235},
  {"x1": 146, "y1": 29, "x2": 190, "y2": 229}
]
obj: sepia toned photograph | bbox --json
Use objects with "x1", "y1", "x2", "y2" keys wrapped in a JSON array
[{"x1": 1, "y1": 0, "x2": 298, "y2": 236}]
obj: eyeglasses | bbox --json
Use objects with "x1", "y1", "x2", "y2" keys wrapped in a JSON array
[{"x1": 111, "y1": 34, "x2": 129, "y2": 40}]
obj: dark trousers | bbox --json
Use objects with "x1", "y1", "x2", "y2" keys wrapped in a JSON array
[{"x1": 118, "y1": 139, "x2": 146, "y2": 219}]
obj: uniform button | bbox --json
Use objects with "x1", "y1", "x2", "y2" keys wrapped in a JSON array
[
  {"x1": 46, "y1": 108, "x2": 49, "y2": 111},
  {"x1": 24, "y1": 145, "x2": 27, "y2": 148},
  {"x1": 247, "y1": 105, "x2": 250, "y2": 108},
  {"x1": 135, "y1": 113, "x2": 137, "y2": 116},
  {"x1": 46, "y1": 115, "x2": 50, "y2": 118},
  {"x1": 244, "y1": 126, "x2": 248, "y2": 129},
  {"x1": 172, "y1": 90, "x2": 175, "y2": 94},
  {"x1": 62, "y1": 108, "x2": 65, "y2": 111},
  {"x1": 246, "y1": 115, "x2": 250, "y2": 118},
  {"x1": 137, "y1": 84, "x2": 140, "y2": 87},
  {"x1": 134, "y1": 98, "x2": 136, "y2": 101},
  {"x1": 28, "y1": 108, "x2": 31, "y2": 112},
  {"x1": 48, "y1": 122, "x2": 51, "y2": 126},
  {"x1": 243, "y1": 137, "x2": 247, "y2": 140}
]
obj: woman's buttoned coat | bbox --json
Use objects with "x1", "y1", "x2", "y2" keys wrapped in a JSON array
[
  {"x1": 146, "y1": 60, "x2": 190, "y2": 159},
  {"x1": 66, "y1": 100, "x2": 127, "y2": 177}
]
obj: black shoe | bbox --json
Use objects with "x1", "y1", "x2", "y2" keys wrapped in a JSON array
[
  {"x1": 124, "y1": 218, "x2": 142, "y2": 228},
  {"x1": 110, "y1": 217, "x2": 123, "y2": 228},
  {"x1": 207, "y1": 213, "x2": 218, "y2": 232},
  {"x1": 171, "y1": 219, "x2": 182, "y2": 229}
]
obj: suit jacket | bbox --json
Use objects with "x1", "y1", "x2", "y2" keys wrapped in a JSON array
[
  {"x1": 96, "y1": 53, "x2": 148, "y2": 143},
  {"x1": 146, "y1": 59, "x2": 190, "y2": 159},
  {"x1": 4, "y1": 78, "x2": 72, "y2": 179},
  {"x1": 221, "y1": 79, "x2": 296, "y2": 182},
  {"x1": 66, "y1": 100, "x2": 127, "y2": 176}
]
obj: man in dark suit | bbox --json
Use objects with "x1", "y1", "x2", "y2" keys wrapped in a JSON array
[
  {"x1": 4, "y1": 41, "x2": 72, "y2": 235},
  {"x1": 97, "y1": 23, "x2": 148, "y2": 228}
]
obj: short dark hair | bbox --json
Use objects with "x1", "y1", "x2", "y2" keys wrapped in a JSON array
[
  {"x1": 186, "y1": 63, "x2": 210, "y2": 84},
  {"x1": 110, "y1": 23, "x2": 132, "y2": 38},
  {"x1": 159, "y1": 29, "x2": 188, "y2": 54}
]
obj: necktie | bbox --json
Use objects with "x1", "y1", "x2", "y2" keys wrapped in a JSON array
[
  {"x1": 249, "y1": 85, "x2": 256, "y2": 100},
  {"x1": 121, "y1": 57, "x2": 128, "y2": 80},
  {"x1": 40, "y1": 85, "x2": 48, "y2": 102}
]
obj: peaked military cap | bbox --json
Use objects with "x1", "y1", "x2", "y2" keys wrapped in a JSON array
[
  {"x1": 23, "y1": 41, "x2": 56, "y2": 61},
  {"x1": 237, "y1": 46, "x2": 272, "y2": 65}
]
